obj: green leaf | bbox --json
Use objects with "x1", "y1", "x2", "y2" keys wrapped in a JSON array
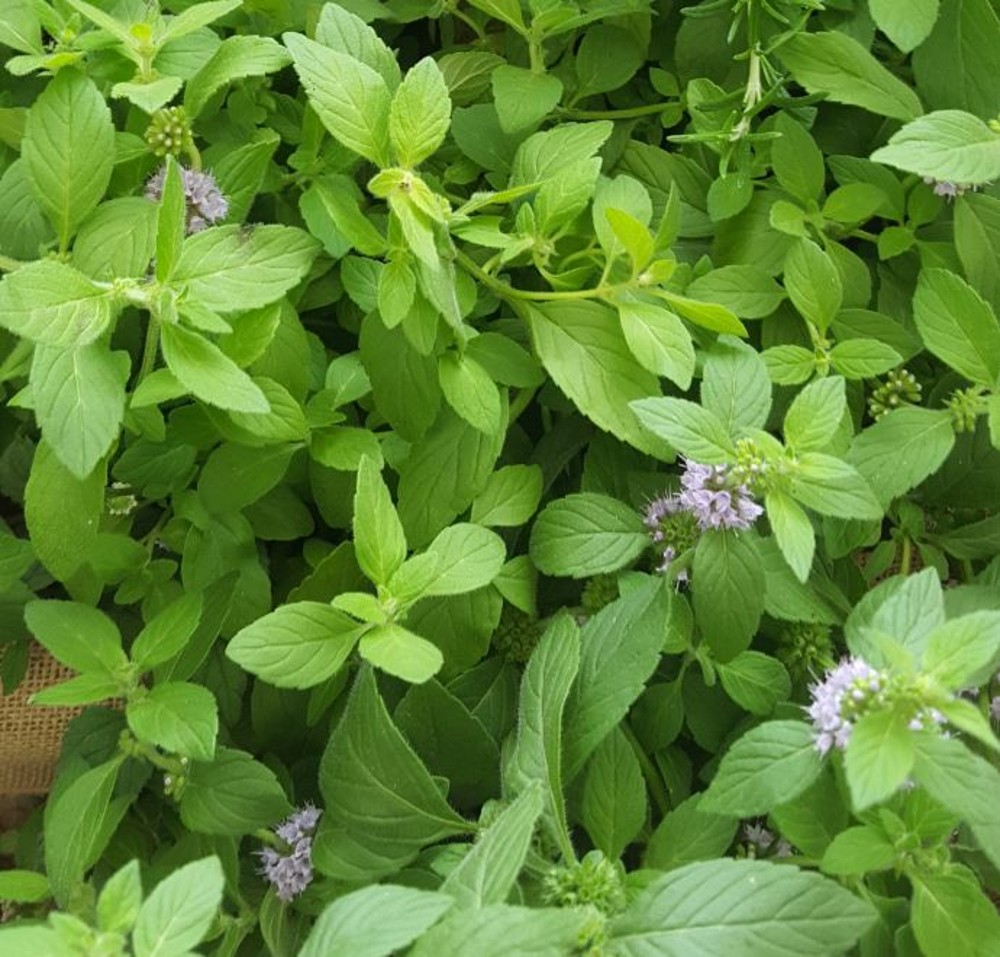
[
  {"x1": 912, "y1": 734, "x2": 1000, "y2": 871},
  {"x1": 692, "y1": 530, "x2": 766, "y2": 661},
  {"x1": 24, "y1": 440, "x2": 104, "y2": 582},
  {"x1": 0, "y1": 259, "x2": 116, "y2": 347},
  {"x1": 870, "y1": 0, "x2": 939, "y2": 52},
  {"x1": 184, "y1": 35, "x2": 292, "y2": 119},
  {"x1": 575, "y1": 25, "x2": 644, "y2": 97},
  {"x1": 580, "y1": 727, "x2": 646, "y2": 860},
  {"x1": 440, "y1": 786, "x2": 544, "y2": 908},
  {"x1": 198, "y1": 442, "x2": 295, "y2": 513},
  {"x1": 354, "y1": 456, "x2": 407, "y2": 586},
  {"x1": 471, "y1": 464, "x2": 543, "y2": 527},
  {"x1": 21, "y1": 68, "x2": 114, "y2": 248},
  {"x1": 913, "y1": 267, "x2": 1000, "y2": 387},
  {"x1": 0, "y1": 870, "x2": 50, "y2": 904},
  {"x1": 507, "y1": 615, "x2": 580, "y2": 859},
  {"x1": 25, "y1": 599, "x2": 126, "y2": 677},
  {"x1": 422, "y1": 523, "x2": 506, "y2": 596},
  {"x1": 314, "y1": 3, "x2": 400, "y2": 89},
  {"x1": 179, "y1": 747, "x2": 291, "y2": 836},
  {"x1": 227, "y1": 602, "x2": 364, "y2": 689},
  {"x1": 631, "y1": 397, "x2": 734, "y2": 463},
  {"x1": 828, "y1": 339, "x2": 903, "y2": 379},
  {"x1": 871, "y1": 110, "x2": 1000, "y2": 185},
  {"x1": 610, "y1": 859, "x2": 875, "y2": 955},
  {"x1": 616, "y1": 301, "x2": 694, "y2": 389},
  {"x1": 172, "y1": 224, "x2": 319, "y2": 312},
  {"x1": 844, "y1": 709, "x2": 915, "y2": 811},
  {"x1": 31, "y1": 341, "x2": 128, "y2": 478},
  {"x1": 686, "y1": 265, "x2": 786, "y2": 320},
  {"x1": 911, "y1": 870, "x2": 1000, "y2": 957},
  {"x1": 820, "y1": 826, "x2": 897, "y2": 876},
  {"x1": 527, "y1": 301, "x2": 666, "y2": 458},
  {"x1": 791, "y1": 453, "x2": 883, "y2": 520},
  {"x1": 96, "y1": 860, "x2": 141, "y2": 934},
  {"x1": 530, "y1": 493, "x2": 648, "y2": 579},
  {"x1": 763, "y1": 345, "x2": 816, "y2": 385},
  {"x1": 846, "y1": 568, "x2": 944, "y2": 661},
  {"x1": 317, "y1": 667, "x2": 470, "y2": 880},
  {"x1": 410, "y1": 905, "x2": 589, "y2": 957},
  {"x1": 154, "y1": 157, "x2": 185, "y2": 283},
  {"x1": 491, "y1": 65, "x2": 562, "y2": 135},
  {"x1": 299, "y1": 886, "x2": 453, "y2": 957},
  {"x1": 74, "y1": 196, "x2": 157, "y2": 281},
  {"x1": 702, "y1": 335, "x2": 771, "y2": 435},
  {"x1": 783, "y1": 376, "x2": 846, "y2": 453},
  {"x1": 284, "y1": 32, "x2": 392, "y2": 167},
  {"x1": 438, "y1": 353, "x2": 502, "y2": 434},
  {"x1": 784, "y1": 238, "x2": 843, "y2": 334},
  {"x1": 644, "y1": 795, "x2": 739, "y2": 872},
  {"x1": 778, "y1": 30, "x2": 924, "y2": 121},
  {"x1": 160, "y1": 322, "x2": 270, "y2": 414},
  {"x1": 391, "y1": 57, "x2": 451, "y2": 166},
  {"x1": 771, "y1": 113, "x2": 825, "y2": 204},
  {"x1": 133, "y1": 857, "x2": 224, "y2": 957},
  {"x1": 131, "y1": 592, "x2": 204, "y2": 672},
  {"x1": 126, "y1": 682, "x2": 218, "y2": 762},
  {"x1": 700, "y1": 720, "x2": 823, "y2": 816},
  {"x1": 161, "y1": 0, "x2": 241, "y2": 42},
  {"x1": 847, "y1": 407, "x2": 956, "y2": 508},
  {"x1": 922, "y1": 611, "x2": 1000, "y2": 689},
  {"x1": 44, "y1": 758, "x2": 121, "y2": 906},
  {"x1": 359, "y1": 623, "x2": 444, "y2": 683},
  {"x1": 955, "y1": 193, "x2": 1000, "y2": 313},
  {"x1": 311, "y1": 427, "x2": 383, "y2": 471},
  {"x1": 717, "y1": 651, "x2": 791, "y2": 716},
  {"x1": 563, "y1": 578, "x2": 671, "y2": 779},
  {"x1": 766, "y1": 489, "x2": 815, "y2": 583}
]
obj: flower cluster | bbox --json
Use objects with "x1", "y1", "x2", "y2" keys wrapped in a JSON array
[
  {"x1": 543, "y1": 851, "x2": 626, "y2": 916},
  {"x1": 807, "y1": 657, "x2": 947, "y2": 756},
  {"x1": 144, "y1": 106, "x2": 194, "y2": 158},
  {"x1": 145, "y1": 165, "x2": 229, "y2": 234},
  {"x1": 741, "y1": 821, "x2": 794, "y2": 859},
  {"x1": 643, "y1": 460, "x2": 764, "y2": 576},
  {"x1": 923, "y1": 176, "x2": 980, "y2": 200},
  {"x1": 775, "y1": 621, "x2": 835, "y2": 688},
  {"x1": 258, "y1": 804, "x2": 321, "y2": 902}
]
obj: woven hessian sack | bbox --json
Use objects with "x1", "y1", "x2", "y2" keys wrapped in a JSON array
[{"x1": 0, "y1": 643, "x2": 81, "y2": 796}]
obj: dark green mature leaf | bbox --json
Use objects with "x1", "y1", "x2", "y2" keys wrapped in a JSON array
[
  {"x1": 563, "y1": 577, "x2": 670, "y2": 779},
  {"x1": 716, "y1": 651, "x2": 791, "y2": 716},
  {"x1": 21, "y1": 68, "x2": 114, "y2": 248},
  {"x1": 580, "y1": 727, "x2": 646, "y2": 860},
  {"x1": 180, "y1": 748, "x2": 291, "y2": 835},
  {"x1": 441, "y1": 785, "x2": 544, "y2": 908},
  {"x1": 644, "y1": 795, "x2": 739, "y2": 872},
  {"x1": 299, "y1": 886, "x2": 453, "y2": 957},
  {"x1": 507, "y1": 615, "x2": 580, "y2": 859},
  {"x1": 530, "y1": 493, "x2": 648, "y2": 578},
  {"x1": 185, "y1": 35, "x2": 291, "y2": 118},
  {"x1": 912, "y1": 734, "x2": 1000, "y2": 871},
  {"x1": 25, "y1": 599, "x2": 126, "y2": 677},
  {"x1": 911, "y1": 869, "x2": 1000, "y2": 957},
  {"x1": 610, "y1": 859, "x2": 876, "y2": 955},
  {"x1": 132, "y1": 857, "x2": 224, "y2": 957},
  {"x1": 692, "y1": 530, "x2": 765, "y2": 661},
  {"x1": 913, "y1": 267, "x2": 1000, "y2": 387},
  {"x1": 528, "y1": 301, "x2": 666, "y2": 458},
  {"x1": 318, "y1": 667, "x2": 470, "y2": 880},
  {"x1": 700, "y1": 721, "x2": 823, "y2": 816},
  {"x1": 779, "y1": 31, "x2": 923, "y2": 121},
  {"x1": 847, "y1": 407, "x2": 955, "y2": 508}
]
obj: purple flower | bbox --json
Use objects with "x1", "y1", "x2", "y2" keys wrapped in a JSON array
[
  {"x1": 258, "y1": 804, "x2": 321, "y2": 902},
  {"x1": 677, "y1": 460, "x2": 763, "y2": 531},
  {"x1": 806, "y1": 657, "x2": 888, "y2": 755},
  {"x1": 145, "y1": 165, "x2": 229, "y2": 233},
  {"x1": 742, "y1": 822, "x2": 774, "y2": 851}
]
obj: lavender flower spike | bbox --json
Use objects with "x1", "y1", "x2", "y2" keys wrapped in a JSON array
[
  {"x1": 678, "y1": 460, "x2": 763, "y2": 531},
  {"x1": 258, "y1": 804, "x2": 322, "y2": 902},
  {"x1": 806, "y1": 657, "x2": 888, "y2": 756},
  {"x1": 145, "y1": 165, "x2": 229, "y2": 234}
]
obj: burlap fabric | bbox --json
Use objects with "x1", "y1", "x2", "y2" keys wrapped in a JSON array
[{"x1": 0, "y1": 643, "x2": 80, "y2": 796}]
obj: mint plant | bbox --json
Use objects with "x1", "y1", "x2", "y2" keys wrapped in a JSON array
[{"x1": 3, "y1": 0, "x2": 1000, "y2": 953}]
